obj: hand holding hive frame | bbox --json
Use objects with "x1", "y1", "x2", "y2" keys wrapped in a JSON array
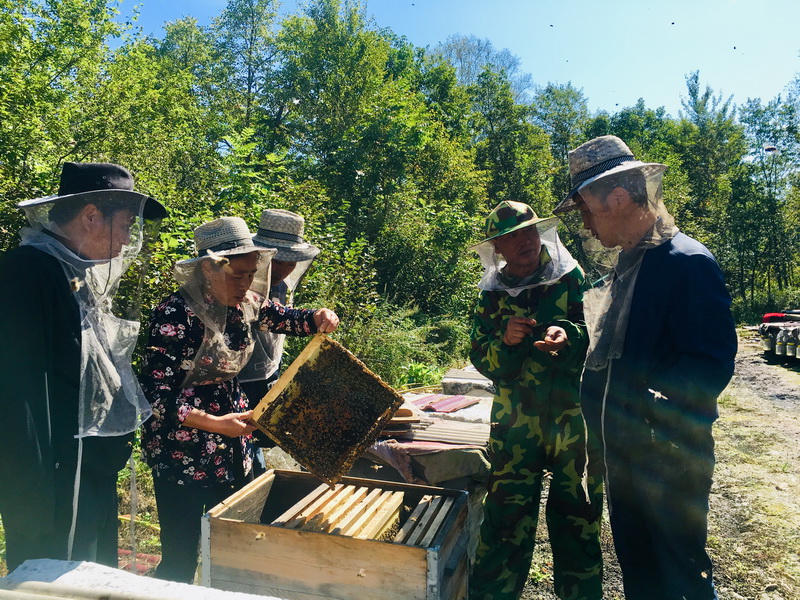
[{"x1": 249, "y1": 334, "x2": 404, "y2": 486}]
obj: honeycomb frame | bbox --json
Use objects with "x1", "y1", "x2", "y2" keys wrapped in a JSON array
[{"x1": 250, "y1": 334, "x2": 404, "y2": 485}]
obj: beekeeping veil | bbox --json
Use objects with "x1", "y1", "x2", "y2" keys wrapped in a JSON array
[
  {"x1": 16, "y1": 162, "x2": 167, "y2": 438},
  {"x1": 470, "y1": 200, "x2": 578, "y2": 297},
  {"x1": 238, "y1": 209, "x2": 320, "y2": 383},
  {"x1": 173, "y1": 217, "x2": 277, "y2": 388},
  {"x1": 554, "y1": 135, "x2": 677, "y2": 371}
]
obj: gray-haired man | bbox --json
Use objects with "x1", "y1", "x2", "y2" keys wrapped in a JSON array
[{"x1": 554, "y1": 135, "x2": 737, "y2": 600}]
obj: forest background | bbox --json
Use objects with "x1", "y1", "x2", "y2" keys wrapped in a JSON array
[{"x1": 2, "y1": 0, "x2": 800, "y2": 388}]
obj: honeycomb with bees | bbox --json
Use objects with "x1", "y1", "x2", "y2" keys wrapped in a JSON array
[{"x1": 250, "y1": 334, "x2": 404, "y2": 485}]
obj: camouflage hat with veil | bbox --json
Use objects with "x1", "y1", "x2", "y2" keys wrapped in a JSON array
[
  {"x1": 555, "y1": 135, "x2": 678, "y2": 371},
  {"x1": 470, "y1": 200, "x2": 578, "y2": 297}
]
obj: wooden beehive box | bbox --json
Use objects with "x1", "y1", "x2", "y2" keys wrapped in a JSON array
[
  {"x1": 250, "y1": 334, "x2": 404, "y2": 486},
  {"x1": 201, "y1": 469, "x2": 469, "y2": 600}
]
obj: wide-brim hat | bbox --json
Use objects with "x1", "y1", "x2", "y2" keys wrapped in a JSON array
[
  {"x1": 252, "y1": 209, "x2": 320, "y2": 262},
  {"x1": 471, "y1": 200, "x2": 558, "y2": 249},
  {"x1": 16, "y1": 162, "x2": 167, "y2": 220},
  {"x1": 554, "y1": 135, "x2": 667, "y2": 214},
  {"x1": 176, "y1": 216, "x2": 276, "y2": 267}
]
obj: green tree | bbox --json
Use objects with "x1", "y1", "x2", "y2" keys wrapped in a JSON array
[
  {"x1": 675, "y1": 71, "x2": 747, "y2": 246},
  {"x1": 738, "y1": 95, "x2": 800, "y2": 297},
  {"x1": 435, "y1": 34, "x2": 532, "y2": 102},
  {"x1": 469, "y1": 68, "x2": 554, "y2": 211},
  {"x1": 212, "y1": 0, "x2": 279, "y2": 133},
  {"x1": 530, "y1": 82, "x2": 590, "y2": 202},
  {"x1": 0, "y1": 0, "x2": 123, "y2": 246}
]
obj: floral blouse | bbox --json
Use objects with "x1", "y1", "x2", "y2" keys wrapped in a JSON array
[{"x1": 139, "y1": 290, "x2": 316, "y2": 487}]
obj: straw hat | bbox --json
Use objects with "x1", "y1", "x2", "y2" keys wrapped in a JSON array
[
  {"x1": 252, "y1": 209, "x2": 320, "y2": 262},
  {"x1": 176, "y1": 217, "x2": 276, "y2": 266},
  {"x1": 17, "y1": 162, "x2": 167, "y2": 220},
  {"x1": 554, "y1": 135, "x2": 667, "y2": 214}
]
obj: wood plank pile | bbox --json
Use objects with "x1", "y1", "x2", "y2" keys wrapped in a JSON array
[{"x1": 398, "y1": 419, "x2": 490, "y2": 446}]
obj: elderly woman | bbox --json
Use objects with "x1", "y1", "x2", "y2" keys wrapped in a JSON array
[{"x1": 139, "y1": 217, "x2": 326, "y2": 583}]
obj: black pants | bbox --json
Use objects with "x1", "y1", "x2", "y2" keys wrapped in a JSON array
[
  {"x1": 2, "y1": 465, "x2": 119, "y2": 572},
  {"x1": 152, "y1": 441, "x2": 255, "y2": 585},
  {"x1": 152, "y1": 476, "x2": 235, "y2": 583},
  {"x1": 606, "y1": 439, "x2": 718, "y2": 600}
]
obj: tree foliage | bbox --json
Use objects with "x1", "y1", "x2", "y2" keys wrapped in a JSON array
[{"x1": 1, "y1": 0, "x2": 799, "y2": 384}]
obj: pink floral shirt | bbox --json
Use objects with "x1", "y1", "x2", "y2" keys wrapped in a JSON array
[{"x1": 140, "y1": 291, "x2": 316, "y2": 486}]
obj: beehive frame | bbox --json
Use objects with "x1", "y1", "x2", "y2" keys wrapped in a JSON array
[{"x1": 250, "y1": 334, "x2": 404, "y2": 485}]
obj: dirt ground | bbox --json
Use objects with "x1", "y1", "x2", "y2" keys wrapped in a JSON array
[{"x1": 521, "y1": 330, "x2": 800, "y2": 599}]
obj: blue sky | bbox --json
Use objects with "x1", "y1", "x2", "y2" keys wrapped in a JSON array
[{"x1": 122, "y1": 0, "x2": 800, "y2": 117}]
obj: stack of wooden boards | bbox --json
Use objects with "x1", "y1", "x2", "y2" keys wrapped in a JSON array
[{"x1": 379, "y1": 403, "x2": 420, "y2": 437}]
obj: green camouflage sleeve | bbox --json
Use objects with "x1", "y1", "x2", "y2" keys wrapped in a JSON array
[
  {"x1": 549, "y1": 265, "x2": 589, "y2": 372},
  {"x1": 469, "y1": 290, "x2": 527, "y2": 384}
]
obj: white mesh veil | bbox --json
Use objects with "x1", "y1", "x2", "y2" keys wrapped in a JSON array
[
  {"x1": 18, "y1": 192, "x2": 154, "y2": 438},
  {"x1": 172, "y1": 246, "x2": 276, "y2": 388},
  {"x1": 472, "y1": 218, "x2": 579, "y2": 297},
  {"x1": 237, "y1": 256, "x2": 315, "y2": 384},
  {"x1": 579, "y1": 167, "x2": 679, "y2": 371}
]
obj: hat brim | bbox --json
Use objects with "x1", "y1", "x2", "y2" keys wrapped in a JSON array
[
  {"x1": 252, "y1": 234, "x2": 320, "y2": 262},
  {"x1": 175, "y1": 245, "x2": 277, "y2": 267},
  {"x1": 18, "y1": 189, "x2": 168, "y2": 220},
  {"x1": 469, "y1": 215, "x2": 559, "y2": 252},
  {"x1": 554, "y1": 161, "x2": 668, "y2": 214}
]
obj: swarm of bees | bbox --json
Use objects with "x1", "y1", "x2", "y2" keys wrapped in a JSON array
[{"x1": 252, "y1": 335, "x2": 404, "y2": 486}]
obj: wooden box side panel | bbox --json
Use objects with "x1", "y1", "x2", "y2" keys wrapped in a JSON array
[
  {"x1": 434, "y1": 495, "x2": 469, "y2": 580},
  {"x1": 440, "y1": 552, "x2": 469, "y2": 600},
  {"x1": 207, "y1": 471, "x2": 276, "y2": 522},
  {"x1": 209, "y1": 518, "x2": 428, "y2": 600},
  {"x1": 436, "y1": 504, "x2": 469, "y2": 600}
]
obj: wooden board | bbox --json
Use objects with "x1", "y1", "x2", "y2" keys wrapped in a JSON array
[{"x1": 208, "y1": 518, "x2": 428, "y2": 600}]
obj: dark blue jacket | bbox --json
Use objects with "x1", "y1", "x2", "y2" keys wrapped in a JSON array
[{"x1": 581, "y1": 233, "x2": 737, "y2": 455}]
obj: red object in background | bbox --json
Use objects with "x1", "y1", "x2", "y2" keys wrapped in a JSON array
[
  {"x1": 117, "y1": 549, "x2": 160, "y2": 575},
  {"x1": 411, "y1": 394, "x2": 480, "y2": 413},
  {"x1": 763, "y1": 313, "x2": 787, "y2": 323}
]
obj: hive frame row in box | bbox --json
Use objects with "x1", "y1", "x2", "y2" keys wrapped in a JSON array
[{"x1": 201, "y1": 469, "x2": 469, "y2": 600}]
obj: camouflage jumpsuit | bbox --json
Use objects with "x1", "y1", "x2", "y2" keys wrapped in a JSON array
[{"x1": 469, "y1": 262, "x2": 603, "y2": 600}]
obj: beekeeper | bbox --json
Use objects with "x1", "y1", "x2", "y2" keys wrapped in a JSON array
[
  {"x1": 239, "y1": 208, "x2": 338, "y2": 405},
  {"x1": 554, "y1": 135, "x2": 737, "y2": 600},
  {"x1": 468, "y1": 200, "x2": 603, "y2": 600},
  {"x1": 0, "y1": 162, "x2": 167, "y2": 571},
  {"x1": 139, "y1": 216, "x2": 324, "y2": 583}
]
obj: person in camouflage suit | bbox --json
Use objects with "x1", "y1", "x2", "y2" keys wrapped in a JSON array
[{"x1": 469, "y1": 200, "x2": 603, "y2": 600}]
